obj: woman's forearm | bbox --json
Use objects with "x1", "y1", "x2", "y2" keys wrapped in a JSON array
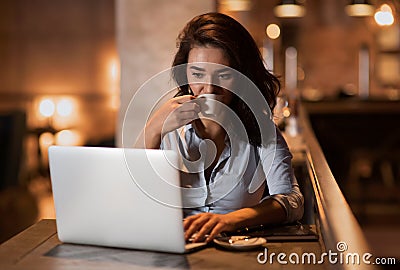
[
  {"x1": 183, "y1": 198, "x2": 288, "y2": 242},
  {"x1": 133, "y1": 122, "x2": 162, "y2": 149},
  {"x1": 226, "y1": 197, "x2": 287, "y2": 231},
  {"x1": 143, "y1": 123, "x2": 162, "y2": 149}
]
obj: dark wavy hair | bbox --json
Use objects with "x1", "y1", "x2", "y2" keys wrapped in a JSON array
[{"x1": 172, "y1": 12, "x2": 280, "y2": 146}]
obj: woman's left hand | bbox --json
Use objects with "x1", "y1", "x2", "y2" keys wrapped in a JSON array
[{"x1": 183, "y1": 213, "x2": 237, "y2": 243}]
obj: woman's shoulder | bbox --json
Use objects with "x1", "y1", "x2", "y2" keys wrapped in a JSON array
[
  {"x1": 275, "y1": 127, "x2": 290, "y2": 149},
  {"x1": 256, "y1": 126, "x2": 292, "y2": 157}
]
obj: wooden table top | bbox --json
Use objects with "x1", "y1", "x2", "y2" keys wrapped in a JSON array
[{"x1": 0, "y1": 219, "x2": 326, "y2": 270}]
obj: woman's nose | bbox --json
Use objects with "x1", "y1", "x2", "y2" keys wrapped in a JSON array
[{"x1": 203, "y1": 83, "x2": 217, "y2": 94}]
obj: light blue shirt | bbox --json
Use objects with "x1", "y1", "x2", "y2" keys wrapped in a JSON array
[{"x1": 161, "y1": 124, "x2": 304, "y2": 223}]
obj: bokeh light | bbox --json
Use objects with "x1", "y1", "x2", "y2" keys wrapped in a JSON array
[
  {"x1": 55, "y1": 130, "x2": 82, "y2": 146},
  {"x1": 266, "y1": 24, "x2": 281, "y2": 40},
  {"x1": 39, "y1": 98, "x2": 55, "y2": 117},
  {"x1": 56, "y1": 98, "x2": 74, "y2": 117},
  {"x1": 374, "y1": 4, "x2": 394, "y2": 26}
]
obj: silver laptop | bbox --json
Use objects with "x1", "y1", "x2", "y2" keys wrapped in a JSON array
[{"x1": 48, "y1": 146, "x2": 207, "y2": 253}]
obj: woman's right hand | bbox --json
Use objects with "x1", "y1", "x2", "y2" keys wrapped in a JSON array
[{"x1": 144, "y1": 95, "x2": 200, "y2": 148}]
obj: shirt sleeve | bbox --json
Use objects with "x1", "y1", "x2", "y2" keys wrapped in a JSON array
[{"x1": 259, "y1": 129, "x2": 304, "y2": 223}]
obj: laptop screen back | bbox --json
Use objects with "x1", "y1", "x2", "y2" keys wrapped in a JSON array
[{"x1": 49, "y1": 146, "x2": 187, "y2": 253}]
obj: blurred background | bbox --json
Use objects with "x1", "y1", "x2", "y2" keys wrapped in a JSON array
[{"x1": 0, "y1": 0, "x2": 399, "y2": 261}]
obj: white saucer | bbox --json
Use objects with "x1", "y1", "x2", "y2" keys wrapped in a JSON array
[{"x1": 213, "y1": 236, "x2": 267, "y2": 251}]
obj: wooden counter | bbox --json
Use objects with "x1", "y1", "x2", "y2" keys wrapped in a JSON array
[{"x1": 0, "y1": 219, "x2": 325, "y2": 270}]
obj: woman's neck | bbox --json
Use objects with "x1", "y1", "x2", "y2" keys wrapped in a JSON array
[
  {"x1": 192, "y1": 119, "x2": 226, "y2": 142},
  {"x1": 193, "y1": 119, "x2": 227, "y2": 182}
]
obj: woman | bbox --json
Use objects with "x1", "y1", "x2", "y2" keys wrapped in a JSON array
[{"x1": 141, "y1": 12, "x2": 303, "y2": 243}]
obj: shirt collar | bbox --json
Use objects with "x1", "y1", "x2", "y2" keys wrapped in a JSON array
[{"x1": 186, "y1": 124, "x2": 232, "y2": 160}]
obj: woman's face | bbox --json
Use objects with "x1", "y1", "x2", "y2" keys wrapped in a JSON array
[{"x1": 186, "y1": 46, "x2": 234, "y2": 105}]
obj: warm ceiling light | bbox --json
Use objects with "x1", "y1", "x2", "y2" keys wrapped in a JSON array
[
  {"x1": 345, "y1": 0, "x2": 375, "y2": 17},
  {"x1": 374, "y1": 4, "x2": 394, "y2": 26},
  {"x1": 219, "y1": 0, "x2": 252, "y2": 11},
  {"x1": 274, "y1": 0, "x2": 306, "y2": 18}
]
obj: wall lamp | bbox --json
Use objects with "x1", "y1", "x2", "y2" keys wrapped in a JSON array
[
  {"x1": 273, "y1": 0, "x2": 306, "y2": 18},
  {"x1": 345, "y1": 0, "x2": 375, "y2": 17},
  {"x1": 219, "y1": 0, "x2": 252, "y2": 11}
]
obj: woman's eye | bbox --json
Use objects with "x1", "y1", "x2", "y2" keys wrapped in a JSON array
[
  {"x1": 219, "y1": 73, "x2": 232, "y2": 80},
  {"x1": 192, "y1": 72, "x2": 204, "y2": 79}
]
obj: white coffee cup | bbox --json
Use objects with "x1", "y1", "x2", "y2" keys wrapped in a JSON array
[{"x1": 196, "y1": 94, "x2": 223, "y2": 116}]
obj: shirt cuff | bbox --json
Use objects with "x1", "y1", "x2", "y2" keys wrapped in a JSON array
[{"x1": 269, "y1": 186, "x2": 304, "y2": 223}]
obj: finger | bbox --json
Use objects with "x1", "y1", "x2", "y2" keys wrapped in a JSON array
[
  {"x1": 162, "y1": 109, "x2": 197, "y2": 132},
  {"x1": 184, "y1": 215, "x2": 201, "y2": 240},
  {"x1": 185, "y1": 221, "x2": 203, "y2": 241},
  {"x1": 194, "y1": 218, "x2": 219, "y2": 242},
  {"x1": 206, "y1": 222, "x2": 226, "y2": 243},
  {"x1": 179, "y1": 111, "x2": 199, "y2": 122},
  {"x1": 180, "y1": 102, "x2": 200, "y2": 113},
  {"x1": 184, "y1": 215, "x2": 209, "y2": 241},
  {"x1": 183, "y1": 216, "x2": 196, "y2": 230},
  {"x1": 175, "y1": 95, "x2": 196, "y2": 104}
]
